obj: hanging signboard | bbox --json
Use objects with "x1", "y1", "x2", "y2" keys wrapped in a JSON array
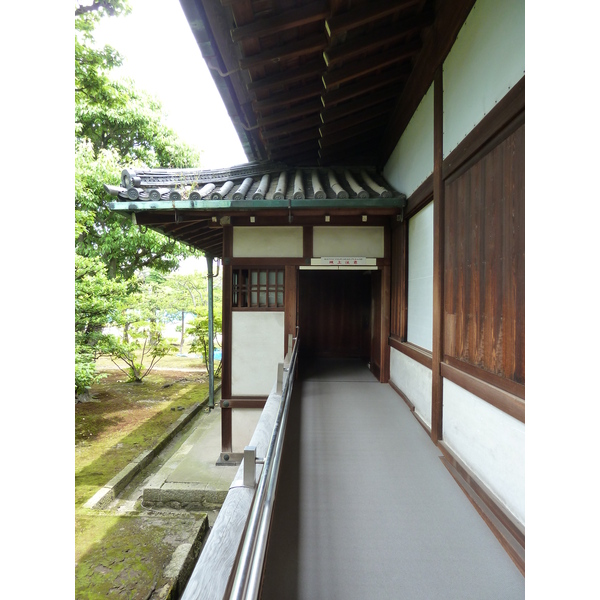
[{"x1": 319, "y1": 257, "x2": 367, "y2": 266}]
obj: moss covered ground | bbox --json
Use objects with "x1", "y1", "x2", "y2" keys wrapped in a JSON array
[{"x1": 75, "y1": 365, "x2": 216, "y2": 599}]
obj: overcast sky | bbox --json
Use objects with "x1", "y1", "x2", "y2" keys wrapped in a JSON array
[{"x1": 93, "y1": 0, "x2": 248, "y2": 170}]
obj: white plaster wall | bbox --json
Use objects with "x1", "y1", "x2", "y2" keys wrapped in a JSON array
[
  {"x1": 231, "y1": 408, "x2": 263, "y2": 453},
  {"x1": 383, "y1": 83, "x2": 434, "y2": 197},
  {"x1": 407, "y1": 202, "x2": 433, "y2": 351},
  {"x1": 233, "y1": 226, "x2": 303, "y2": 257},
  {"x1": 313, "y1": 226, "x2": 384, "y2": 258},
  {"x1": 443, "y1": 0, "x2": 525, "y2": 158},
  {"x1": 231, "y1": 312, "x2": 285, "y2": 396},
  {"x1": 443, "y1": 378, "x2": 525, "y2": 526},
  {"x1": 390, "y1": 348, "x2": 432, "y2": 427}
]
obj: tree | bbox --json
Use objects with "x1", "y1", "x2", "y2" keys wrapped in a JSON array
[
  {"x1": 74, "y1": 1, "x2": 204, "y2": 394},
  {"x1": 75, "y1": 1, "x2": 201, "y2": 281},
  {"x1": 187, "y1": 272, "x2": 223, "y2": 376},
  {"x1": 75, "y1": 251, "x2": 129, "y2": 397}
]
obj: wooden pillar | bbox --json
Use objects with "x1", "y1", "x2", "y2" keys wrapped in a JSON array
[
  {"x1": 284, "y1": 265, "x2": 298, "y2": 354},
  {"x1": 221, "y1": 226, "x2": 233, "y2": 453},
  {"x1": 379, "y1": 264, "x2": 391, "y2": 382},
  {"x1": 431, "y1": 66, "x2": 445, "y2": 443}
]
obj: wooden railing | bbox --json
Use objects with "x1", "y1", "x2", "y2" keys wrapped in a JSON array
[{"x1": 181, "y1": 334, "x2": 299, "y2": 600}]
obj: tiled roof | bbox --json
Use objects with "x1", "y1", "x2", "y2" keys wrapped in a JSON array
[
  {"x1": 105, "y1": 161, "x2": 403, "y2": 203},
  {"x1": 106, "y1": 161, "x2": 406, "y2": 257}
]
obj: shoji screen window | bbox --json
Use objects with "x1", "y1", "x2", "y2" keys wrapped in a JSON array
[{"x1": 232, "y1": 268, "x2": 284, "y2": 309}]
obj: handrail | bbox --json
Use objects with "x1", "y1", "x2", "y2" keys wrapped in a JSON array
[{"x1": 228, "y1": 335, "x2": 300, "y2": 599}]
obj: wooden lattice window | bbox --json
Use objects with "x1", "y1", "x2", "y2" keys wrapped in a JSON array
[{"x1": 232, "y1": 268, "x2": 285, "y2": 308}]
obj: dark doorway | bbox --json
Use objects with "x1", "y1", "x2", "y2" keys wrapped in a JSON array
[{"x1": 298, "y1": 269, "x2": 371, "y2": 362}]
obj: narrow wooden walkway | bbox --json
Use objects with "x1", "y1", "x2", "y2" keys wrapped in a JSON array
[{"x1": 260, "y1": 359, "x2": 524, "y2": 599}]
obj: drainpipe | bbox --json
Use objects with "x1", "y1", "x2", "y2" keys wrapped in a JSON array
[{"x1": 206, "y1": 252, "x2": 215, "y2": 410}]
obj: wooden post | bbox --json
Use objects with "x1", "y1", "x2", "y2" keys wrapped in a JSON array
[
  {"x1": 206, "y1": 252, "x2": 215, "y2": 409},
  {"x1": 431, "y1": 67, "x2": 445, "y2": 443}
]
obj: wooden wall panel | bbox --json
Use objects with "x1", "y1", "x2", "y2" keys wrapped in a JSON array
[
  {"x1": 298, "y1": 270, "x2": 371, "y2": 360},
  {"x1": 444, "y1": 125, "x2": 525, "y2": 385}
]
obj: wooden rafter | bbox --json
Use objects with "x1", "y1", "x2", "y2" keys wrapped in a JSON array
[
  {"x1": 318, "y1": 115, "x2": 388, "y2": 147},
  {"x1": 257, "y1": 98, "x2": 323, "y2": 127},
  {"x1": 253, "y1": 82, "x2": 324, "y2": 112},
  {"x1": 262, "y1": 115, "x2": 322, "y2": 140},
  {"x1": 247, "y1": 59, "x2": 324, "y2": 94},
  {"x1": 323, "y1": 40, "x2": 421, "y2": 89},
  {"x1": 323, "y1": 13, "x2": 433, "y2": 67},
  {"x1": 320, "y1": 94, "x2": 397, "y2": 124},
  {"x1": 231, "y1": 1, "x2": 329, "y2": 42},
  {"x1": 239, "y1": 34, "x2": 327, "y2": 71},
  {"x1": 320, "y1": 69, "x2": 409, "y2": 107},
  {"x1": 320, "y1": 98, "x2": 396, "y2": 131},
  {"x1": 325, "y1": 0, "x2": 423, "y2": 37}
]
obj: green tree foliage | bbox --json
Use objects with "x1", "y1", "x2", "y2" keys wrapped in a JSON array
[
  {"x1": 188, "y1": 310, "x2": 223, "y2": 378},
  {"x1": 74, "y1": 1, "x2": 203, "y2": 394},
  {"x1": 75, "y1": 252, "x2": 129, "y2": 396},
  {"x1": 101, "y1": 322, "x2": 173, "y2": 383}
]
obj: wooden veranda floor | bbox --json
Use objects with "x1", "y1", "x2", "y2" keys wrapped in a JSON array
[{"x1": 260, "y1": 359, "x2": 524, "y2": 599}]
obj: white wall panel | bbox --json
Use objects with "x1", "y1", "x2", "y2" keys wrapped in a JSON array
[
  {"x1": 313, "y1": 226, "x2": 384, "y2": 258},
  {"x1": 233, "y1": 226, "x2": 303, "y2": 257},
  {"x1": 231, "y1": 312, "x2": 285, "y2": 396},
  {"x1": 383, "y1": 84, "x2": 434, "y2": 197},
  {"x1": 443, "y1": 378, "x2": 525, "y2": 525},
  {"x1": 407, "y1": 202, "x2": 433, "y2": 351},
  {"x1": 443, "y1": 0, "x2": 525, "y2": 157},
  {"x1": 390, "y1": 348, "x2": 432, "y2": 427},
  {"x1": 232, "y1": 408, "x2": 263, "y2": 453}
]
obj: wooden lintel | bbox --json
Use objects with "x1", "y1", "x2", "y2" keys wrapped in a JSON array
[
  {"x1": 231, "y1": 1, "x2": 328, "y2": 42},
  {"x1": 239, "y1": 34, "x2": 327, "y2": 71}
]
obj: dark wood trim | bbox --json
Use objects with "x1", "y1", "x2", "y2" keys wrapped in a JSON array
[
  {"x1": 223, "y1": 224, "x2": 233, "y2": 259},
  {"x1": 220, "y1": 398, "x2": 267, "y2": 409},
  {"x1": 379, "y1": 265, "x2": 391, "y2": 382},
  {"x1": 221, "y1": 406, "x2": 232, "y2": 453},
  {"x1": 379, "y1": 0, "x2": 478, "y2": 164},
  {"x1": 430, "y1": 66, "x2": 444, "y2": 443},
  {"x1": 444, "y1": 355, "x2": 525, "y2": 400},
  {"x1": 222, "y1": 262, "x2": 233, "y2": 400},
  {"x1": 370, "y1": 361, "x2": 381, "y2": 381},
  {"x1": 388, "y1": 336, "x2": 432, "y2": 369},
  {"x1": 228, "y1": 257, "x2": 309, "y2": 267},
  {"x1": 285, "y1": 265, "x2": 298, "y2": 354},
  {"x1": 303, "y1": 226, "x2": 313, "y2": 258},
  {"x1": 441, "y1": 362, "x2": 525, "y2": 423},
  {"x1": 400, "y1": 219, "x2": 408, "y2": 339},
  {"x1": 388, "y1": 379, "x2": 431, "y2": 436},
  {"x1": 405, "y1": 174, "x2": 433, "y2": 219},
  {"x1": 232, "y1": 307, "x2": 286, "y2": 313},
  {"x1": 438, "y1": 441, "x2": 525, "y2": 575},
  {"x1": 229, "y1": 214, "x2": 395, "y2": 227},
  {"x1": 443, "y1": 76, "x2": 525, "y2": 182}
]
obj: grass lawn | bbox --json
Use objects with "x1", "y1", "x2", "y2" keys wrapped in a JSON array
[{"x1": 75, "y1": 367, "x2": 217, "y2": 598}]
